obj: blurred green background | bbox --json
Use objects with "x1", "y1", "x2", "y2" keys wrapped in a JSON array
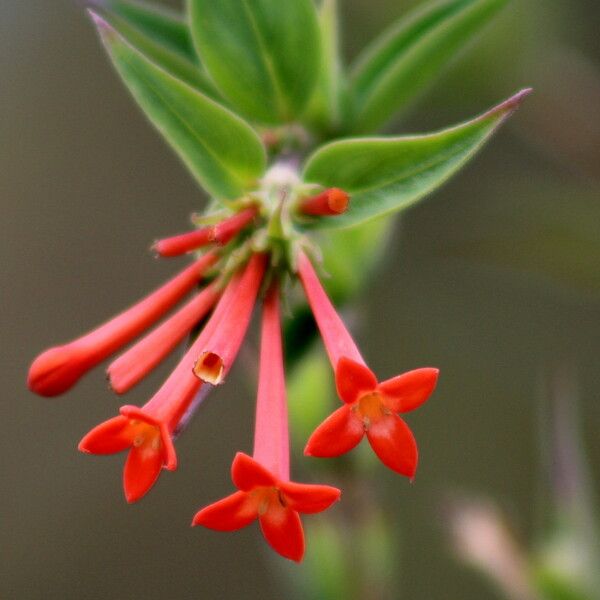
[{"x1": 2, "y1": 0, "x2": 599, "y2": 598}]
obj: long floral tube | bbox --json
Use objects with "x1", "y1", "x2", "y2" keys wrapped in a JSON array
[
  {"x1": 78, "y1": 269, "x2": 245, "y2": 502},
  {"x1": 193, "y1": 285, "x2": 341, "y2": 561},
  {"x1": 296, "y1": 251, "x2": 364, "y2": 367},
  {"x1": 154, "y1": 207, "x2": 257, "y2": 257},
  {"x1": 27, "y1": 252, "x2": 217, "y2": 397},
  {"x1": 108, "y1": 282, "x2": 220, "y2": 394},
  {"x1": 193, "y1": 253, "x2": 267, "y2": 385},
  {"x1": 252, "y1": 284, "x2": 289, "y2": 481}
]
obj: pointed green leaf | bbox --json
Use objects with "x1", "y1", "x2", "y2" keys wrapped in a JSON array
[
  {"x1": 304, "y1": 0, "x2": 348, "y2": 135},
  {"x1": 302, "y1": 90, "x2": 530, "y2": 229},
  {"x1": 188, "y1": 0, "x2": 321, "y2": 124},
  {"x1": 350, "y1": 0, "x2": 508, "y2": 133},
  {"x1": 97, "y1": 11, "x2": 220, "y2": 97},
  {"x1": 91, "y1": 11, "x2": 266, "y2": 200},
  {"x1": 91, "y1": 0, "x2": 197, "y2": 61}
]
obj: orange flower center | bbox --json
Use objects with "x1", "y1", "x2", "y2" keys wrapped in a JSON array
[
  {"x1": 252, "y1": 487, "x2": 286, "y2": 516},
  {"x1": 129, "y1": 419, "x2": 162, "y2": 452},
  {"x1": 352, "y1": 392, "x2": 390, "y2": 429}
]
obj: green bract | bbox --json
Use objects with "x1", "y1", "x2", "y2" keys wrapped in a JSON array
[
  {"x1": 303, "y1": 90, "x2": 531, "y2": 229},
  {"x1": 92, "y1": 12, "x2": 266, "y2": 200},
  {"x1": 188, "y1": 0, "x2": 321, "y2": 124}
]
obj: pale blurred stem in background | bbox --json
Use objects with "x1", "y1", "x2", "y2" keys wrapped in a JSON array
[
  {"x1": 533, "y1": 362, "x2": 600, "y2": 599},
  {"x1": 444, "y1": 363, "x2": 600, "y2": 600},
  {"x1": 278, "y1": 460, "x2": 400, "y2": 600}
]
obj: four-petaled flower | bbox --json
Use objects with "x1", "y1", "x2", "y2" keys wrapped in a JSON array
[
  {"x1": 193, "y1": 453, "x2": 340, "y2": 562},
  {"x1": 194, "y1": 285, "x2": 341, "y2": 561},
  {"x1": 298, "y1": 252, "x2": 439, "y2": 478},
  {"x1": 306, "y1": 357, "x2": 438, "y2": 478}
]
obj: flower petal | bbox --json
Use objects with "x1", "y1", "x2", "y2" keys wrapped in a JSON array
[
  {"x1": 335, "y1": 357, "x2": 377, "y2": 404},
  {"x1": 366, "y1": 414, "x2": 418, "y2": 478},
  {"x1": 304, "y1": 406, "x2": 364, "y2": 458},
  {"x1": 231, "y1": 452, "x2": 276, "y2": 491},
  {"x1": 78, "y1": 416, "x2": 131, "y2": 454},
  {"x1": 280, "y1": 482, "x2": 341, "y2": 514},
  {"x1": 259, "y1": 505, "x2": 305, "y2": 562},
  {"x1": 192, "y1": 491, "x2": 257, "y2": 531},
  {"x1": 378, "y1": 368, "x2": 439, "y2": 413},
  {"x1": 123, "y1": 445, "x2": 165, "y2": 503}
]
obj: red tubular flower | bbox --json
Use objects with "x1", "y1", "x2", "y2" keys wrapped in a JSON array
[
  {"x1": 297, "y1": 252, "x2": 439, "y2": 479},
  {"x1": 299, "y1": 188, "x2": 349, "y2": 216},
  {"x1": 27, "y1": 252, "x2": 217, "y2": 397},
  {"x1": 78, "y1": 268, "x2": 246, "y2": 502},
  {"x1": 193, "y1": 253, "x2": 267, "y2": 385},
  {"x1": 193, "y1": 285, "x2": 341, "y2": 561},
  {"x1": 154, "y1": 207, "x2": 257, "y2": 257},
  {"x1": 107, "y1": 282, "x2": 220, "y2": 394}
]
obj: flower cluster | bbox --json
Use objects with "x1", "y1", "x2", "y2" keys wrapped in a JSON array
[{"x1": 28, "y1": 173, "x2": 438, "y2": 561}]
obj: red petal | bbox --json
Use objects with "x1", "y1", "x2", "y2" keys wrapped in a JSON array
[
  {"x1": 192, "y1": 491, "x2": 257, "y2": 531},
  {"x1": 231, "y1": 453, "x2": 276, "y2": 491},
  {"x1": 366, "y1": 414, "x2": 418, "y2": 478},
  {"x1": 335, "y1": 357, "x2": 377, "y2": 404},
  {"x1": 378, "y1": 368, "x2": 439, "y2": 413},
  {"x1": 259, "y1": 505, "x2": 305, "y2": 562},
  {"x1": 280, "y1": 482, "x2": 341, "y2": 514},
  {"x1": 78, "y1": 416, "x2": 131, "y2": 454},
  {"x1": 304, "y1": 406, "x2": 364, "y2": 458},
  {"x1": 123, "y1": 445, "x2": 165, "y2": 503}
]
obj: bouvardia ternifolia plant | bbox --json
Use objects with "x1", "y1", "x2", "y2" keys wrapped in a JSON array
[{"x1": 28, "y1": 0, "x2": 530, "y2": 562}]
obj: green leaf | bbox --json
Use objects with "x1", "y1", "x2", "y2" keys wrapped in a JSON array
[
  {"x1": 97, "y1": 11, "x2": 220, "y2": 97},
  {"x1": 90, "y1": 11, "x2": 266, "y2": 200},
  {"x1": 91, "y1": 0, "x2": 197, "y2": 61},
  {"x1": 350, "y1": 0, "x2": 508, "y2": 133},
  {"x1": 304, "y1": 0, "x2": 348, "y2": 135},
  {"x1": 302, "y1": 89, "x2": 531, "y2": 229},
  {"x1": 188, "y1": 0, "x2": 321, "y2": 124}
]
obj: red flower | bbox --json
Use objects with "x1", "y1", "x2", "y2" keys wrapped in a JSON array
[
  {"x1": 27, "y1": 252, "x2": 217, "y2": 397},
  {"x1": 306, "y1": 357, "x2": 438, "y2": 479},
  {"x1": 193, "y1": 453, "x2": 340, "y2": 562},
  {"x1": 193, "y1": 285, "x2": 340, "y2": 561},
  {"x1": 79, "y1": 255, "x2": 264, "y2": 502},
  {"x1": 297, "y1": 252, "x2": 439, "y2": 478}
]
